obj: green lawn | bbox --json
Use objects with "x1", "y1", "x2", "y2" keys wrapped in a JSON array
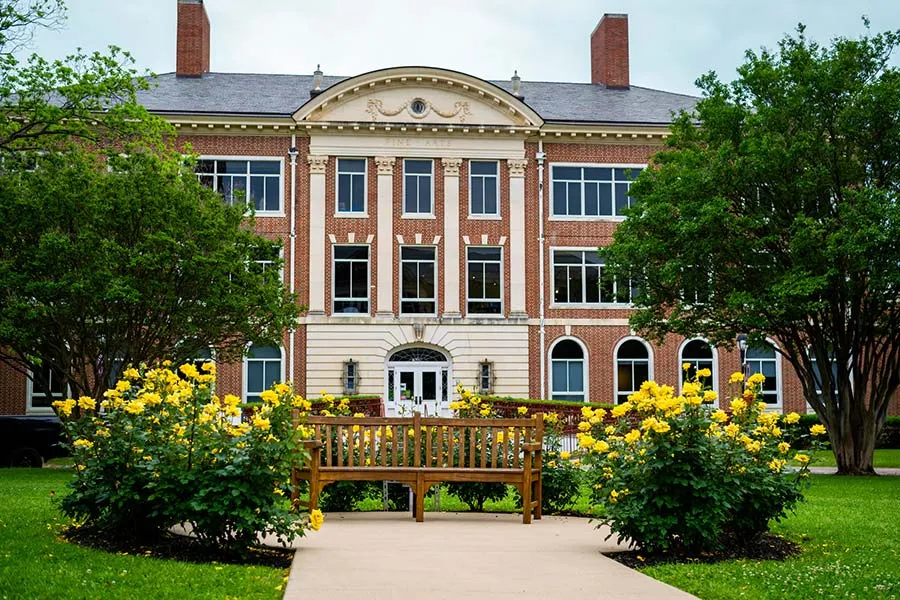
[
  {"x1": 0, "y1": 469, "x2": 288, "y2": 600},
  {"x1": 793, "y1": 448, "x2": 900, "y2": 468},
  {"x1": 643, "y1": 475, "x2": 900, "y2": 599}
]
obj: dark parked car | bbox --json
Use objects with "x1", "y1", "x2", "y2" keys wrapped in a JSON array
[{"x1": 0, "y1": 415, "x2": 69, "y2": 467}]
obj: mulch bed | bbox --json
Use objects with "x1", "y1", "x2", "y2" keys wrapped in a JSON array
[
  {"x1": 63, "y1": 527, "x2": 294, "y2": 569},
  {"x1": 604, "y1": 532, "x2": 803, "y2": 569}
]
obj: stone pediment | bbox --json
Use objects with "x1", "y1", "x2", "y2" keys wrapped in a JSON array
[{"x1": 293, "y1": 67, "x2": 543, "y2": 128}]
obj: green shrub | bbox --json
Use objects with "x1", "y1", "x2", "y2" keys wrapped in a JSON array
[
  {"x1": 579, "y1": 371, "x2": 823, "y2": 555},
  {"x1": 54, "y1": 363, "x2": 318, "y2": 554}
]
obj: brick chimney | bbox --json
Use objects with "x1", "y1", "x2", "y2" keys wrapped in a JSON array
[
  {"x1": 591, "y1": 14, "x2": 629, "y2": 88},
  {"x1": 176, "y1": 0, "x2": 210, "y2": 78}
]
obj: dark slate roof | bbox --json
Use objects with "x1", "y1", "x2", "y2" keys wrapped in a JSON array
[{"x1": 138, "y1": 72, "x2": 698, "y2": 125}]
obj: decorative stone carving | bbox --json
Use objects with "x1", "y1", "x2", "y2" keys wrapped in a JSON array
[
  {"x1": 507, "y1": 158, "x2": 528, "y2": 178},
  {"x1": 307, "y1": 154, "x2": 328, "y2": 174},
  {"x1": 366, "y1": 98, "x2": 472, "y2": 123},
  {"x1": 442, "y1": 158, "x2": 462, "y2": 177},
  {"x1": 374, "y1": 156, "x2": 396, "y2": 176}
]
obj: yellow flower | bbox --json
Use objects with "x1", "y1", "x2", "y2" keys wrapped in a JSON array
[
  {"x1": 703, "y1": 390, "x2": 718, "y2": 404},
  {"x1": 724, "y1": 423, "x2": 740, "y2": 438},
  {"x1": 794, "y1": 453, "x2": 811, "y2": 465},
  {"x1": 200, "y1": 362, "x2": 216, "y2": 375},
  {"x1": 577, "y1": 434, "x2": 596, "y2": 449},
  {"x1": 123, "y1": 367, "x2": 140, "y2": 380},
  {"x1": 611, "y1": 403, "x2": 632, "y2": 418},
  {"x1": 768, "y1": 458, "x2": 786, "y2": 472},
  {"x1": 578, "y1": 421, "x2": 592, "y2": 432},
  {"x1": 778, "y1": 441, "x2": 791, "y2": 454},
  {"x1": 252, "y1": 415, "x2": 271, "y2": 431},
  {"x1": 273, "y1": 487, "x2": 285, "y2": 497},
  {"x1": 179, "y1": 363, "x2": 200, "y2": 380},
  {"x1": 710, "y1": 409, "x2": 728, "y2": 423},
  {"x1": 259, "y1": 389, "x2": 279, "y2": 405},
  {"x1": 51, "y1": 398, "x2": 77, "y2": 417},
  {"x1": 309, "y1": 509, "x2": 324, "y2": 531},
  {"x1": 682, "y1": 362, "x2": 691, "y2": 371},
  {"x1": 543, "y1": 413, "x2": 559, "y2": 424},
  {"x1": 273, "y1": 382, "x2": 291, "y2": 395},
  {"x1": 124, "y1": 399, "x2": 145, "y2": 415},
  {"x1": 559, "y1": 451, "x2": 572, "y2": 460},
  {"x1": 592, "y1": 440, "x2": 610, "y2": 454},
  {"x1": 604, "y1": 425, "x2": 615, "y2": 435},
  {"x1": 729, "y1": 372, "x2": 745, "y2": 383},
  {"x1": 73, "y1": 438, "x2": 93, "y2": 450},
  {"x1": 652, "y1": 420, "x2": 671, "y2": 434},
  {"x1": 810, "y1": 424, "x2": 826, "y2": 436},
  {"x1": 479, "y1": 408, "x2": 491, "y2": 416},
  {"x1": 730, "y1": 398, "x2": 747, "y2": 415},
  {"x1": 784, "y1": 412, "x2": 801, "y2": 424},
  {"x1": 696, "y1": 368, "x2": 712, "y2": 379},
  {"x1": 581, "y1": 406, "x2": 594, "y2": 419},
  {"x1": 748, "y1": 372, "x2": 766, "y2": 386},
  {"x1": 517, "y1": 406, "x2": 528, "y2": 416},
  {"x1": 624, "y1": 429, "x2": 641, "y2": 444}
]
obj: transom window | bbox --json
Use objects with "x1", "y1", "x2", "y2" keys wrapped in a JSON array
[
  {"x1": 466, "y1": 247, "x2": 502, "y2": 315},
  {"x1": 469, "y1": 161, "x2": 499, "y2": 216},
  {"x1": 551, "y1": 165, "x2": 642, "y2": 218},
  {"x1": 245, "y1": 345, "x2": 282, "y2": 403},
  {"x1": 400, "y1": 246, "x2": 436, "y2": 315},
  {"x1": 746, "y1": 342, "x2": 779, "y2": 406},
  {"x1": 197, "y1": 159, "x2": 282, "y2": 214},
  {"x1": 616, "y1": 339, "x2": 650, "y2": 404},
  {"x1": 333, "y1": 245, "x2": 370, "y2": 315},
  {"x1": 403, "y1": 159, "x2": 433, "y2": 215},
  {"x1": 681, "y1": 339, "x2": 714, "y2": 390},
  {"x1": 552, "y1": 249, "x2": 635, "y2": 305},
  {"x1": 551, "y1": 339, "x2": 585, "y2": 402},
  {"x1": 337, "y1": 158, "x2": 366, "y2": 214}
]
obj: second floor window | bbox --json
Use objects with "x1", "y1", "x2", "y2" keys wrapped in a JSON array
[
  {"x1": 400, "y1": 246, "x2": 436, "y2": 314},
  {"x1": 467, "y1": 247, "x2": 502, "y2": 314},
  {"x1": 470, "y1": 161, "x2": 499, "y2": 216},
  {"x1": 337, "y1": 158, "x2": 366, "y2": 214},
  {"x1": 333, "y1": 245, "x2": 370, "y2": 315},
  {"x1": 197, "y1": 159, "x2": 282, "y2": 214},
  {"x1": 552, "y1": 249, "x2": 635, "y2": 305},
  {"x1": 551, "y1": 165, "x2": 642, "y2": 218},
  {"x1": 403, "y1": 159, "x2": 433, "y2": 215}
]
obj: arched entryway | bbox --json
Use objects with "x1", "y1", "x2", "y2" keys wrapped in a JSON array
[{"x1": 385, "y1": 346, "x2": 451, "y2": 417}]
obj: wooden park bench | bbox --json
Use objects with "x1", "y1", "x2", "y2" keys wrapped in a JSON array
[{"x1": 291, "y1": 412, "x2": 544, "y2": 523}]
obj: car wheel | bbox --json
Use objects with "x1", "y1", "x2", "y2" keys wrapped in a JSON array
[{"x1": 10, "y1": 447, "x2": 43, "y2": 468}]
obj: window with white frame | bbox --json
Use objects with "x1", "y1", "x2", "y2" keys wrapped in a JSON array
[
  {"x1": 196, "y1": 159, "x2": 282, "y2": 213},
  {"x1": 249, "y1": 243, "x2": 282, "y2": 278},
  {"x1": 27, "y1": 363, "x2": 67, "y2": 412},
  {"x1": 400, "y1": 246, "x2": 436, "y2": 314},
  {"x1": 552, "y1": 249, "x2": 635, "y2": 305},
  {"x1": 551, "y1": 165, "x2": 642, "y2": 218},
  {"x1": 810, "y1": 349, "x2": 839, "y2": 403},
  {"x1": 746, "y1": 342, "x2": 780, "y2": 405},
  {"x1": 469, "y1": 161, "x2": 499, "y2": 216},
  {"x1": 337, "y1": 158, "x2": 366, "y2": 214},
  {"x1": 466, "y1": 246, "x2": 502, "y2": 315},
  {"x1": 333, "y1": 245, "x2": 370, "y2": 314},
  {"x1": 681, "y1": 339, "x2": 714, "y2": 390},
  {"x1": 551, "y1": 339, "x2": 585, "y2": 402},
  {"x1": 616, "y1": 339, "x2": 651, "y2": 404},
  {"x1": 245, "y1": 345, "x2": 282, "y2": 403},
  {"x1": 403, "y1": 159, "x2": 433, "y2": 215}
]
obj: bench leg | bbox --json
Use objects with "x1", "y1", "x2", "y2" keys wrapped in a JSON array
[
  {"x1": 415, "y1": 473, "x2": 426, "y2": 522},
  {"x1": 522, "y1": 477, "x2": 532, "y2": 525},
  {"x1": 308, "y1": 479, "x2": 320, "y2": 512},
  {"x1": 533, "y1": 476, "x2": 542, "y2": 520}
]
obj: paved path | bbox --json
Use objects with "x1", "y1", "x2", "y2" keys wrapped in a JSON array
[
  {"x1": 807, "y1": 467, "x2": 900, "y2": 475},
  {"x1": 281, "y1": 512, "x2": 695, "y2": 600}
]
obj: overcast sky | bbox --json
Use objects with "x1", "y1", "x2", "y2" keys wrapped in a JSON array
[{"x1": 23, "y1": 0, "x2": 900, "y2": 96}]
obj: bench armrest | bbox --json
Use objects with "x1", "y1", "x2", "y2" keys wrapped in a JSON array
[
  {"x1": 522, "y1": 442, "x2": 542, "y2": 452},
  {"x1": 300, "y1": 440, "x2": 323, "y2": 450}
]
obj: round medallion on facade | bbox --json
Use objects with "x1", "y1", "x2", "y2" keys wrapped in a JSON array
[{"x1": 409, "y1": 98, "x2": 428, "y2": 116}]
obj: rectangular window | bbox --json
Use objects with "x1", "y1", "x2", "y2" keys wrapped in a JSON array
[
  {"x1": 403, "y1": 159, "x2": 433, "y2": 215},
  {"x1": 550, "y1": 165, "x2": 642, "y2": 218},
  {"x1": 249, "y1": 244, "x2": 282, "y2": 278},
  {"x1": 552, "y1": 249, "x2": 634, "y2": 305},
  {"x1": 28, "y1": 363, "x2": 67, "y2": 412},
  {"x1": 337, "y1": 158, "x2": 366, "y2": 214},
  {"x1": 196, "y1": 159, "x2": 282, "y2": 214},
  {"x1": 466, "y1": 246, "x2": 502, "y2": 314},
  {"x1": 469, "y1": 161, "x2": 499, "y2": 216},
  {"x1": 332, "y1": 245, "x2": 370, "y2": 315},
  {"x1": 400, "y1": 246, "x2": 436, "y2": 314},
  {"x1": 245, "y1": 346, "x2": 282, "y2": 403}
]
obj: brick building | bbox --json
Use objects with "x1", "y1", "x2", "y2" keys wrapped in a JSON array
[{"x1": 3, "y1": 0, "x2": 894, "y2": 418}]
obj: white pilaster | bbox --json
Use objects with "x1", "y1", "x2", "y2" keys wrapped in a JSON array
[
  {"x1": 375, "y1": 156, "x2": 396, "y2": 316},
  {"x1": 508, "y1": 159, "x2": 528, "y2": 317},
  {"x1": 442, "y1": 158, "x2": 462, "y2": 318},
  {"x1": 307, "y1": 154, "x2": 328, "y2": 315}
]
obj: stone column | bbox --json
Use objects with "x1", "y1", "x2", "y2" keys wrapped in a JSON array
[
  {"x1": 307, "y1": 154, "x2": 328, "y2": 315},
  {"x1": 508, "y1": 159, "x2": 528, "y2": 317},
  {"x1": 442, "y1": 158, "x2": 462, "y2": 318},
  {"x1": 375, "y1": 156, "x2": 396, "y2": 317}
]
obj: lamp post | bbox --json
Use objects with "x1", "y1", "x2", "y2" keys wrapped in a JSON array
[{"x1": 737, "y1": 334, "x2": 748, "y2": 381}]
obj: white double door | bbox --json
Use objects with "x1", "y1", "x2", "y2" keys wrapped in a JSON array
[{"x1": 394, "y1": 365, "x2": 443, "y2": 416}]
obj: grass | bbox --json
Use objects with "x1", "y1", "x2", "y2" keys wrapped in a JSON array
[
  {"x1": 790, "y1": 448, "x2": 900, "y2": 468},
  {"x1": 0, "y1": 469, "x2": 288, "y2": 600},
  {"x1": 642, "y1": 475, "x2": 900, "y2": 599}
]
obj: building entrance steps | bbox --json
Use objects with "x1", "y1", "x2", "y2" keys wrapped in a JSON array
[{"x1": 277, "y1": 512, "x2": 696, "y2": 599}]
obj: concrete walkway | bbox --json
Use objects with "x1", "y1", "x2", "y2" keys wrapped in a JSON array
[
  {"x1": 281, "y1": 512, "x2": 695, "y2": 600},
  {"x1": 807, "y1": 467, "x2": 900, "y2": 475}
]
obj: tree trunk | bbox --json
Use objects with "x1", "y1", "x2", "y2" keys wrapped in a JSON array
[{"x1": 828, "y1": 415, "x2": 877, "y2": 475}]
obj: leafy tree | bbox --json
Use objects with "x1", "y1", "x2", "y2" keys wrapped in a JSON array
[
  {"x1": 0, "y1": 149, "x2": 299, "y2": 400},
  {"x1": 604, "y1": 23, "x2": 900, "y2": 475}
]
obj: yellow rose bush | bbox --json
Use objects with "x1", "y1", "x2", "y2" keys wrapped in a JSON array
[
  {"x1": 54, "y1": 363, "x2": 318, "y2": 555},
  {"x1": 579, "y1": 373, "x2": 822, "y2": 555}
]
